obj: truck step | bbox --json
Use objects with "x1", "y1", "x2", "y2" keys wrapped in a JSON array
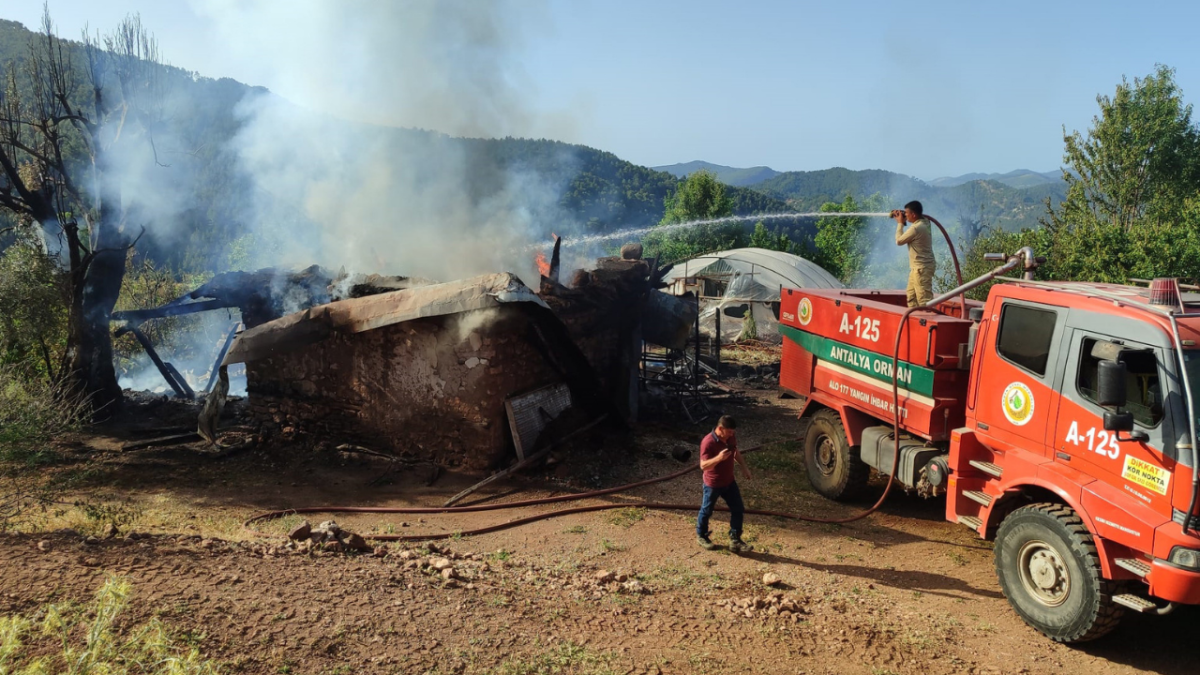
[
  {"x1": 1112, "y1": 593, "x2": 1158, "y2": 613},
  {"x1": 964, "y1": 490, "x2": 993, "y2": 507},
  {"x1": 957, "y1": 515, "x2": 983, "y2": 531},
  {"x1": 1114, "y1": 558, "x2": 1152, "y2": 578},
  {"x1": 968, "y1": 460, "x2": 1003, "y2": 478}
]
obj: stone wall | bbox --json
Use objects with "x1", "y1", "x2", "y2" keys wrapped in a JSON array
[{"x1": 246, "y1": 306, "x2": 559, "y2": 470}]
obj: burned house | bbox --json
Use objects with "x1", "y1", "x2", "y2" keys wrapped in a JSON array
[
  {"x1": 116, "y1": 244, "x2": 695, "y2": 471},
  {"x1": 224, "y1": 273, "x2": 601, "y2": 470}
]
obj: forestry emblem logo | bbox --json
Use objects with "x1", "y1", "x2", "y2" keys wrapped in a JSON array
[
  {"x1": 1002, "y1": 382, "x2": 1035, "y2": 426},
  {"x1": 798, "y1": 298, "x2": 813, "y2": 326}
]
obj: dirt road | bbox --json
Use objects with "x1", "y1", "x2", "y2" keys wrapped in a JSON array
[{"x1": 1, "y1": 392, "x2": 1194, "y2": 674}]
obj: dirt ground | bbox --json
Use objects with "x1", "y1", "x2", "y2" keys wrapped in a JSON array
[{"x1": 1, "y1": 387, "x2": 1196, "y2": 675}]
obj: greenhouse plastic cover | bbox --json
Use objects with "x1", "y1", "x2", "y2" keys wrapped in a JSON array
[{"x1": 661, "y1": 247, "x2": 843, "y2": 300}]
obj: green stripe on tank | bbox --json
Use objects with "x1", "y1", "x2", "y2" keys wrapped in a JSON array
[{"x1": 780, "y1": 325, "x2": 937, "y2": 397}]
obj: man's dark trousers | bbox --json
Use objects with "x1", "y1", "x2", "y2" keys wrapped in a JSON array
[{"x1": 696, "y1": 481, "x2": 745, "y2": 540}]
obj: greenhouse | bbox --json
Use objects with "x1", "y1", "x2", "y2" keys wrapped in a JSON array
[{"x1": 660, "y1": 247, "x2": 843, "y2": 343}]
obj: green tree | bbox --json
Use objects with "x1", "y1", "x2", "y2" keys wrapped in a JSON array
[
  {"x1": 748, "y1": 221, "x2": 794, "y2": 253},
  {"x1": 642, "y1": 170, "x2": 745, "y2": 262},
  {"x1": 0, "y1": 239, "x2": 68, "y2": 380},
  {"x1": 809, "y1": 195, "x2": 872, "y2": 284},
  {"x1": 969, "y1": 66, "x2": 1200, "y2": 290},
  {"x1": 1051, "y1": 65, "x2": 1200, "y2": 234}
]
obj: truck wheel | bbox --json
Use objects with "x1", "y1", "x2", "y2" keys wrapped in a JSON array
[
  {"x1": 994, "y1": 503, "x2": 1123, "y2": 643},
  {"x1": 803, "y1": 409, "x2": 869, "y2": 501}
]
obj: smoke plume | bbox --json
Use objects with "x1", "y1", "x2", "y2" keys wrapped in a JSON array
[{"x1": 193, "y1": 0, "x2": 569, "y2": 282}]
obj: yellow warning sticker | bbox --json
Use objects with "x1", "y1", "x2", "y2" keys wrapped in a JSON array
[{"x1": 1122, "y1": 456, "x2": 1170, "y2": 496}]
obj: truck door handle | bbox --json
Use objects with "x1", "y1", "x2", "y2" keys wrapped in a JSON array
[{"x1": 1056, "y1": 452, "x2": 1071, "y2": 461}]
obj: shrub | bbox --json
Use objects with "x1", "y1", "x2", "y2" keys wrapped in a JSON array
[{"x1": 0, "y1": 365, "x2": 89, "y2": 531}]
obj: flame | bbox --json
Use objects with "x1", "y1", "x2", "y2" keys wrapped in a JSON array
[{"x1": 535, "y1": 250, "x2": 550, "y2": 277}]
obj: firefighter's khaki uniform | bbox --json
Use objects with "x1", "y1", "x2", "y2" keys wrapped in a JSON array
[{"x1": 896, "y1": 218, "x2": 936, "y2": 307}]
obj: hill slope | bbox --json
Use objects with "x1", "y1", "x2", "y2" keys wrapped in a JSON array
[
  {"x1": 654, "y1": 161, "x2": 780, "y2": 187},
  {"x1": 928, "y1": 169, "x2": 1062, "y2": 189},
  {"x1": 749, "y1": 167, "x2": 1064, "y2": 231}
]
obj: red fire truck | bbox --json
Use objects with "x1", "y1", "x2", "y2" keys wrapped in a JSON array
[{"x1": 778, "y1": 248, "x2": 1200, "y2": 642}]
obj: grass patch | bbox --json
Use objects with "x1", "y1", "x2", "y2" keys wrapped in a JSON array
[
  {"x1": 0, "y1": 576, "x2": 220, "y2": 674},
  {"x1": 599, "y1": 539, "x2": 625, "y2": 553},
  {"x1": 563, "y1": 525, "x2": 587, "y2": 534},
  {"x1": 604, "y1": 507, "x2": 646, "y2": 528},
  {"x1": 490, "y1": 641, "x2": 619, "y2": 675},
  {"x1": 746, "y1": 441, "x2": 803, "y2": 473}
]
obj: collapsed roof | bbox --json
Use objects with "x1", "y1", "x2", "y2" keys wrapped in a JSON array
[{"x1": 222, "y1": 273, "x2": 548, "y2": 365}]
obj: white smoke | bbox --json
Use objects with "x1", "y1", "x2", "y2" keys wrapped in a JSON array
[{"x1": 191, "y1": 0, "x2": 574, "y2": 282}]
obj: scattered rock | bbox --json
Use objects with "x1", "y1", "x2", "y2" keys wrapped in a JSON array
[
  {"x1": 36, "y1": 540, "x2": 51, "y2": 552},
  {"x1": 430, "y1": 557, "x2": 453, "y2": 571},
  {"x1": 81, "y1": 557, "x2": 99, "y2": 567},
  {"x1": 345, "y1": 533, "x2": 373, "y2": 552},
  {"x1": 288, "y1": 521, "x2": 313, "y2": 541},
  {"x1": 200, "y1": 539, "x2": 216, "y2": 550},
  {"x1": 621, "y1": 580, "x2": 648, "y2": 595},
  {"x1": 398, "y1": 550, "x2": 415, "y2": 561},
  {"x1": 441, "y1": 567, "x2": 457, "y2": 581},
  {"x1": 373, "y1": 546, "x2": 389, "y2": 558},
  {"x1": 763, "y1": 572, "x2": 782, "y2": 586},
  {"x1": 102, "y1": 523, "x2": 119, "y2": 539},
  {"x1": 594, "y1": 569, "x2": 615, "y2": 583},
  {"x1": 615, "y1": 572, "x2": 629, "y2": 583},
  {"x1": 84, "y1": 536, "x2": 100, "y2": 546}
]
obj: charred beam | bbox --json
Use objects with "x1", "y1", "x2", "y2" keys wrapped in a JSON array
[
  {"x1": 549, "y1": 235, "x2": 561, "y2": 284},
  {"x1": 111, "y1": 299, "x2": 230, "y2": 324},
  {"x1": 122, "y1": 326, "x2": 192, "y2": 399},
  {"x1": 203, "y1": 323, "x2": 241, "y2": 395}
]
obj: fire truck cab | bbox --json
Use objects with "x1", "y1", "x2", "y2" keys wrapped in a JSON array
[{"x1": 779, "y1": 269, "x2": 1200, "y2": 643}]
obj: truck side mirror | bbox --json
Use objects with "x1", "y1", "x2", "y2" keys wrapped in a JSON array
[
  {"x1": 1103, "y1": 411, "x2": 1133, "y2": 433},
  {"x1": 1096, "y1": 359, "x2": 1127, "y2": 407},
  {"x1": 1103, "y1": 411, "x2": 1150, "y2": 442}
]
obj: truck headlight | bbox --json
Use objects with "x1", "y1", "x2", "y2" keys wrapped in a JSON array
[{"x1": 1168, "y1": 546, "x2": 1200, "y2": 570}]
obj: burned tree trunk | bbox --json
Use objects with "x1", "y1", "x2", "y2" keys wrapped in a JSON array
[{"x1": 62, "y1": 216, "x2": 127, "y2": 414}]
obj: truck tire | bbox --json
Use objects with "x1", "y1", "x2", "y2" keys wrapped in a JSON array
[
  {"x1": 994, "y1": 503, "x2": 1124, "y2": 643},
  {"x1": 803, "y1": 409, "x2": 870, "y2": 501}
]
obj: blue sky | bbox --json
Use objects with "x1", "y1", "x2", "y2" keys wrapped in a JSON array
[{"x1": 7, "y1": 0, "x2": 1199, "y2": 179}]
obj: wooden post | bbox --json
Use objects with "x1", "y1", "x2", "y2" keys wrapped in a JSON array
[{"x1": 715, "y1": 304, "x2": 721, "y2": 374}]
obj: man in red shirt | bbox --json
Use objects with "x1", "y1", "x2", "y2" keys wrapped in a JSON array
[{"x1": 696, "y1": 415, "x2": 753, "y2": 552}]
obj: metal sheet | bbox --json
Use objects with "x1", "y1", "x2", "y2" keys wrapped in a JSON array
[{"x1": 504, "y1": 383, "x2": 572, "y2": 460}]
